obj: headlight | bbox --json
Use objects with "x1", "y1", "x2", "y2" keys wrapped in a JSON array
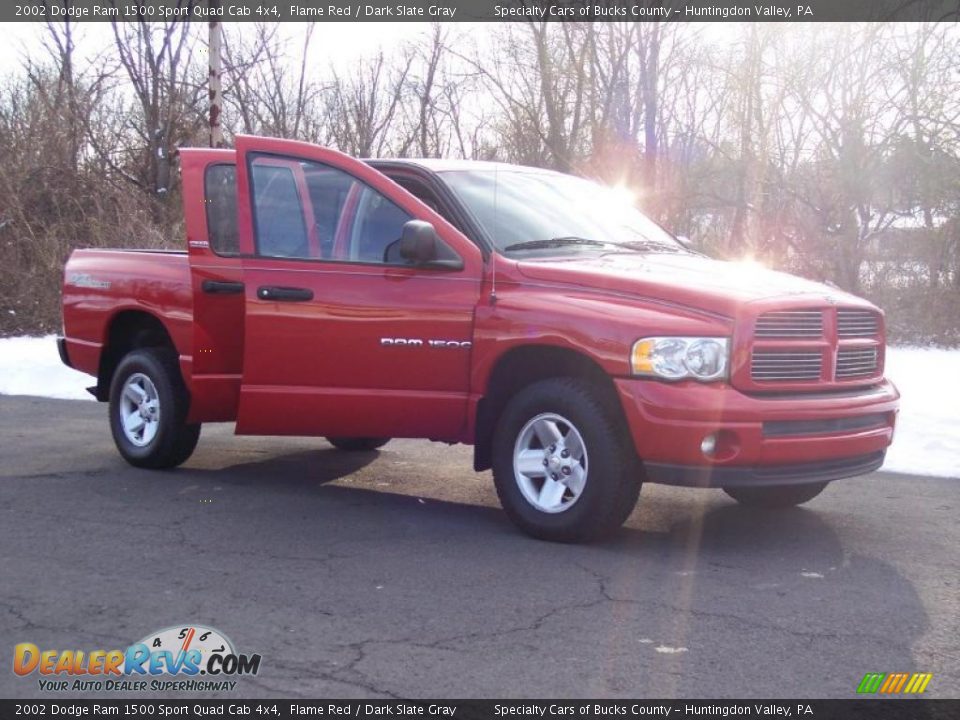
[{"x1": 631, "y1": 337, "x2": 729, "y2": 381}]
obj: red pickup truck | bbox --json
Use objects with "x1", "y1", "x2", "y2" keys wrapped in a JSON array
[{"x1": 59, "y1": 136, "x2": 899, "y2": 541}]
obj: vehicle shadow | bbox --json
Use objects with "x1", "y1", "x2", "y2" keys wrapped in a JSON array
[
  {"x1": 580, "y1": 502, "x2": 931, "y2": 697},
  {"x1": 187, "y1": 447, "x2": 382, "y2": 489},
  {"x1": 169, "y1": 449, "x2": 929, "y2": 699}
]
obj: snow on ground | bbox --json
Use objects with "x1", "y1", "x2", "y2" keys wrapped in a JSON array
[
  {"x1": 0, "y1": 335, "x2": 957, "y2": 478},
  {"x1": 882, "y1": 347, "x2": 960, "y2": 478},
  {"x1": 0, "y1": 335, "x2": 95, "y2": 401}
]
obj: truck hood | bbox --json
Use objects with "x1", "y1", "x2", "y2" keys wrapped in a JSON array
[{"x1": 515, "y1": 253, "x2": 861, "y2": 317}]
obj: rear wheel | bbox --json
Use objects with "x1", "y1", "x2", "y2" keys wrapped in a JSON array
[
  {"x1": 325, "y1": 437, "x2": 390, "y2": 452},
  {"x1": 492, "y1": 377, "x2": 640, "y2": 542},
  {"x1": 109, "y1": 348, "x2": 200, "y2": 469},
  {"x1": 723, "y1": 482, "x2": 827, "y2": 508}
]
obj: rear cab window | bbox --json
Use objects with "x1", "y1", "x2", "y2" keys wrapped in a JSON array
[{"x1": 204, "y1": 164, "x2": 239, "y2": 256}]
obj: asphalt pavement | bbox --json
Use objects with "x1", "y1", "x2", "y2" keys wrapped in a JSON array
[{"x1": 1, "y1": 395, "x2": 956, "y2": 699}]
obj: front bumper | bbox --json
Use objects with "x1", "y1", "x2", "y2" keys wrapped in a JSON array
[
  {"x1": 645, "y1": 451, "x2": 885, "y2": 488},
  {"x1": 615, "y1": 377, "x2": 899, "y2": 486}
]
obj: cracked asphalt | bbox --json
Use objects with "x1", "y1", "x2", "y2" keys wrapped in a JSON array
[{"x1": 1, "y1": 395, "x2": 957, "y2": 699}]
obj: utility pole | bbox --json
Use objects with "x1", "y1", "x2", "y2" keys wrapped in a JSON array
[{"x1": 208, "y1": 4, "x2": 224, "y2": 148}]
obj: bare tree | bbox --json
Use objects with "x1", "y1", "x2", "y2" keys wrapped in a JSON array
[
  {"x1": 326, "y1": 49, "x2": 413, "y2": 157},
  {"x1": 221, "y1": 23, "x2": 322, "y2": 142},
  {"x1": 109, "y1": 7, "x2": 204, "y2": 202},
  {"x1": 2, "y1": 20, "x2": 959, "y2": 343}
]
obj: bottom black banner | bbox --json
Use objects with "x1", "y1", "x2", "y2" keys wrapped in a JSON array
[{"x1": 0, "y1": 700, "x2": 956, "y2": 720}]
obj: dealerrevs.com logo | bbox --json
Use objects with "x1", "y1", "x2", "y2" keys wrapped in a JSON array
[{"x1": 13, "y1": 625, "x2": 262, "y2": 693}]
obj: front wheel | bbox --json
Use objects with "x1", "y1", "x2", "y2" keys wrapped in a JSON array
[
  {"x1": 723, "y1": 482, "x2": 827, "y2": 508},
  {"x1": 109, "y1": 348, "x2": 201, "y2": 469},
  {"x1": 325, "y1": 437, "x2": 390, "y2": 452},
  {"x1": 492, "y1": 377, "x2": 640, "y2": 543}
]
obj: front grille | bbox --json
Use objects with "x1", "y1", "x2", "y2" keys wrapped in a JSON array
[
  {"x1": 744, "y1": 306, "x2": 884, "y2": 389},
  {"x1": 751, "y1": 350, "x2": 823, "y2": 382},
  {"x1": 837, "y1": 309, "x2": 879, "y2": 337},
  {"x1": 756, "y1": 310, "x2": 823, "y2": 338},
  {"x1": 836, "y1": 347, "x2": 879, "y2": 379}
]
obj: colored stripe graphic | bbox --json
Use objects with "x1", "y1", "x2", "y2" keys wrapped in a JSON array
[
  {"x1": 858, "y1": 672, "x2": 932, "y2": 694},
  {"x1": 892, "y1": 673, "x2": 910, "y2": 693},
  {"x1": 909, "y1": 673, "x2": 933, "y2": 694}
]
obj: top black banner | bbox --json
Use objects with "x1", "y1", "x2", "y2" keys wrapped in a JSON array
[{"x1": 6, "y1": 0, "x2": 960, "y2": 23}]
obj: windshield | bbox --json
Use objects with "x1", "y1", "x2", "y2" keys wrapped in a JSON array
[{"x1": 441, "y1": 169, "x2": 684, "y2": 255}]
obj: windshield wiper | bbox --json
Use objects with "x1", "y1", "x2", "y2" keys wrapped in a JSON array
[
  {"x1": 611, "y1": 238, "x2": 687, "y2": 253},
  {"x1": 504, "y1": 236, "x2": 607, "y2": 252}
]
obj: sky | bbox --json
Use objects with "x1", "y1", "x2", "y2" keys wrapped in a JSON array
[
  {"x1": 0, "y1": 20, "x2": 746, "y2": 77},
  {"x1": 0, "y1": 21, "x2": 472, "y2": 75}
]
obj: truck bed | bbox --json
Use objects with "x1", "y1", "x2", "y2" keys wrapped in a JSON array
[{"x1": 61, "y1": 248, "x2": 194, "y2": 382}]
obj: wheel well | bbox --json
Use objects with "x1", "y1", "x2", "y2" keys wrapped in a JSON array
[
  {"x1": 95, "y1": 311, "x2": 177, "y2": 401},
  {"x1": 473, "y1": 345, "x2": 624, "y2": 471}
]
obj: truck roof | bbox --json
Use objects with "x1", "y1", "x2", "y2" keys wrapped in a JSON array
[
  {"x1": 366, "y1": 158, "x2": 557, "y2": 175},
  {"x1": 178, "y1": 146, "x2": 558, "y2": 177},
  {"x1": 180, "y1": 147, "x2": 556, "y2": 174}
]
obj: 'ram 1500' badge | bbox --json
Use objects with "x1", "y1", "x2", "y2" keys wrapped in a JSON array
[{"x1": 381, "y1": 338, "x2": 471, "y2": 349}]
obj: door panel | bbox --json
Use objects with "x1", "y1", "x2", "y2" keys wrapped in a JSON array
[
  {"x1": 182, "y1": 152, "x2": 245, "y2": 422},
  {"x1": 233, "y1": 136, "x2": 483, "y2": 440}
]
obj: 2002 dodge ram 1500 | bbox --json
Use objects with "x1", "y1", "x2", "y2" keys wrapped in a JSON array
[{"x1": 59, "y1": 135, "x2": 900, "y2": 541}]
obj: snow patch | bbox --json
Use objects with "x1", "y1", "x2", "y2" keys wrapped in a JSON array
[
  {"x1": 0, "y1": 335, "x2": 95, "y2": 401},
  {"x1": 655, "y1": 646, "x2": 689, "y2": 654},
  {"x1": 800, "y1": 572, "x2": 824, "y2": 579},
  {"x1": 0, "y1": 337, "x2": 957, "y2": 479},
  {"x1": 882, "y1": 347, "x2": 960, "y2": 479}
]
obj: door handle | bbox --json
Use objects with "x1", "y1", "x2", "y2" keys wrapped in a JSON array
[
  {"x1": 257, "y1": 286, "x2": 314, "y2": 302},
  {"x1": 201, "y1": 280, "x2": 245, "y2": 295}
]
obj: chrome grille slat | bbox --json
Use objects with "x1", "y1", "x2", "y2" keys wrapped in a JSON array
[
  {"x1": 837, "y1": 309, "x2": 879, "y2": 337},
  {"x1": 836, "y1": 347, "x2": 879, "y2": 378},
  {"x1": 756, "y1": 310, "x2": 823, "y2": 338},
  {"x1": 751, "y1": 349, "x2": 822, "y2": 382}
]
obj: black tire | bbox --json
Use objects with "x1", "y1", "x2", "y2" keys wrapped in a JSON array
[
  {"x1": 492, "y1": 377, "x2": 641, "y2": 543},
  {"x1": 325, "y1": 437, "x2": 391, "y2": 452},
  {"x1": 109, "y1": 348, "x2": 201, "y2": 469},
  {"x1": 723, "y1": 482, "x2": 827, "y2": 508}
]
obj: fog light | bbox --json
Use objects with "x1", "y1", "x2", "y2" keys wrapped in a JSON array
[{"x1": 701, "y1": 433, "x2": 717, "y2": 457}]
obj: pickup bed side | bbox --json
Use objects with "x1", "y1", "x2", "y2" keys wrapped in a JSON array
[{"x1": 61, "y1": 249, "x2": 193, "y2": 400}]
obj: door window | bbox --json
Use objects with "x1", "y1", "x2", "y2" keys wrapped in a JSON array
[
  {"x1": 251, "y1": 162, "x2": 309, "y2": 258},
  {"x1": 348, "y1": 186, "x2": 412, "y2": 263},
  {"x1": 249, "y1": 154, "x2": 413, "y2": 265}
]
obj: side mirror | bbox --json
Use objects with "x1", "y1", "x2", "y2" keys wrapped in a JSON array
[
  {"x1": 400, "y1": 220, "x2": 440, "y2": 263},
  {"x1": 396, "y1": 220, "x2": 463, "y2": 270}
]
